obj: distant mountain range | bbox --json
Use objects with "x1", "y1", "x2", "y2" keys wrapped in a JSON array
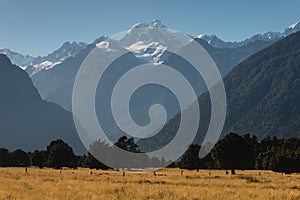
[
  {"x1": 0, "y1": 54, "x2": 85, "y2": 153},
  {"x1": 138, "y1": 31, "x2": 300, "y2": 151},
  {"x1": 0, "y1": 41, "x2": 87, "y2": 76},
  {"x1": 196, "y1": 20, "x2": 300, "y2": 48},
  {"x1": 1, "y1": 19, "x2": 299, "y2": 74}
]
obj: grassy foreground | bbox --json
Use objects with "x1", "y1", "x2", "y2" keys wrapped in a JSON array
[{"x1": 0, "y1": 168, "x2": 299, "y2": 200}]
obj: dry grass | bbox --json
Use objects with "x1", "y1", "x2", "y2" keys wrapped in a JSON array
[{"x1": 0, "y1": 168, "x2": 299, "y2": 200}]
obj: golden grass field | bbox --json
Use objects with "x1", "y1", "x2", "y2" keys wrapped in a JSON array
[{"x1": 0, "y1": 168, "x2": 299, "y2": 200}]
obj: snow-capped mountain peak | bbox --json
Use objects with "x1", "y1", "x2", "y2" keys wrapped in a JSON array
[
  {"x1": 130, "y1": 19, "x2": 167, "y2": 30},
  {"x1": 24, "y1": 41, "x2": 87, "y2": 76},
  {"x1": 116, "y1": 20, "x2": 191, "y2": 63},
  {"x1": 33, "y1": 41, "x2": 87, "y2": 64},
  {"x1": 1, "y1": 40, "x2": 87, "y2": 76}
]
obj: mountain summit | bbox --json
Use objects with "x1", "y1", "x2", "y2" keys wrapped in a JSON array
[{"x1": 130, "y1": 19, "x2": 167, "y2": 30}]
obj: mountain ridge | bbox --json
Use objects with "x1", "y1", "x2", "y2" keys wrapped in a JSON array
[
  {"x1": 0, "y1": 41, "x2": 87, "y2": 76},
  {"x1": 196, "y1": 20, "x2": 300, "y2": 48},
  {"x1": 2, "y1": 19, "x2": 299, "y2": 70}
]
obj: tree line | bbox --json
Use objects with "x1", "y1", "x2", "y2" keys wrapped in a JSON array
[
  {"x1": 177, "y1": 132, "x2": 300, "y2": 174},
  {"x1": 0, "y1": 133, "x2": 299, "y2": 174},
  {"x1": 0, "y1": 136, "x2": 143, "y2": 170}
]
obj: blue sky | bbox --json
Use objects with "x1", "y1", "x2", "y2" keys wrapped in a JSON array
[{"x1": 0, "y1": 0, "x2": 299, "y2": 56}]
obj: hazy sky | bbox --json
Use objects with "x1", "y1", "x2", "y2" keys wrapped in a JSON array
[{"x1": 1, "y1": 0, "x2": 299, "y2": 56}]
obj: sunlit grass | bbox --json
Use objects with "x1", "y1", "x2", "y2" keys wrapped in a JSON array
[{"x1": 0, "y1": 168, "x2": 299, "y2": 200}]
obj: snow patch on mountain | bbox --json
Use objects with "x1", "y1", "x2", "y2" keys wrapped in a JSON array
[
  {"x1": 126, "y1": 41, "x2": 167, "y2": 63},
  {"x1": 96, "y1": 40, "x2": 119, "y2": 53},
  {"x1": 289, "y1": 21, "x2": 299, "y2": 29}
]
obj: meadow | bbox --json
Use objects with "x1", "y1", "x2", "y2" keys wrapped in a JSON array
[{"x1": 0, "y1": 168, "x2": 299, "y2": 200}]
